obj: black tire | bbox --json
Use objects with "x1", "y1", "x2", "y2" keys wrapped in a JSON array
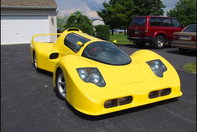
[
  {"x1": 134, "y1": 42, "x2": 146, "y2": 47},
  {"x1": 55, "y1": 69, "x2": 66, "y2": 101},
  {"x1": 154, "y1": 35, "x2": 165, "y2": 49}
]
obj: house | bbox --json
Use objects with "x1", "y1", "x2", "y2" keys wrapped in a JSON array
[{"x1": 1, "y1": 0, "x2": 57, "y2": 45}]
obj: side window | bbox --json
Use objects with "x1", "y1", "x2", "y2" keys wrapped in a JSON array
[
  {"x1": 64, "y1": 33, "x2": 90, "y2": 53},
  {"x1": 130, "y1": 17, "x2": 146, "y2": 26},
  {"x1": 183, "y1": 25, "x2": 196, "y2": 32},
  {"x1": 150, "y1": 17, "x2": 162, "y2": 26},
  {"x1": 172, "y1": 18, "x2": 182, "y2": 27},
  {"x1": 162, "y1": 18, "x2": 172, "y2": 27}
]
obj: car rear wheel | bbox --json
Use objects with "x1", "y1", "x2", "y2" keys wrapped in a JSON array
[
  {"x1": 33, "y1": 52, "x2": 38, "y2": 69},
  {"x1": 55, "y1": 70, "x2": 66, "y2": 101},
  {"x1": 154, "y1": 35, "x2": 165, "y2": 49}
]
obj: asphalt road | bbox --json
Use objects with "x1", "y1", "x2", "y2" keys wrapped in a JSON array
[{"x1": 1, "y1": 44, "x2": 196, "y2": 132}]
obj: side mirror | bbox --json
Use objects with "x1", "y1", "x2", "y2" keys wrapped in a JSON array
[
  {"x1": 113, "y1": 40, "x2": 117, "y2": 44},
  {"x1": 77, "y1": 41, "x2": 83, "y2": 46},
  {"x1": 49, "y1": 52, "x2": 59, "y2": 59}
]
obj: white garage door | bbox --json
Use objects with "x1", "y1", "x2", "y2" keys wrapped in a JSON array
[{"x1": 1, "y1": 15, "x2": 50, "y2": 45}]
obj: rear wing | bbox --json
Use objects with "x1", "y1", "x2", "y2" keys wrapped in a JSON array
[{"x1": 31, "y1": 33, "x2": 62, "y2": 43}]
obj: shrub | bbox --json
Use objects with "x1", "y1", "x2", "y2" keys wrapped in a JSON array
[
  {"x1": 65, "y1": 23, "x2": 95, "y2": 35},
  {"x1": 94, "y1": 25, "x2": 110, "y2": 40}
]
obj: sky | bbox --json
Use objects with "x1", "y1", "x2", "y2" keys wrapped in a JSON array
[{"x1": 55, "y1": 0, "x2": 179, "y2": 24}]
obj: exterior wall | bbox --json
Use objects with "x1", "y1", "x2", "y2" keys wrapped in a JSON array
[
  {"x1": 48, "y1": 15, "x2": 57, "y2": 41},
  {"x1": 1, "y1": 8, "x2": 57, "y2": 42}
]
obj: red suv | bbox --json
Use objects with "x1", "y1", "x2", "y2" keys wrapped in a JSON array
[{"x1": 127, "y1": 16, "x2": 184, "y2": 48}]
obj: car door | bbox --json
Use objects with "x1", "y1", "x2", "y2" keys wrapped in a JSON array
[
  {"x1": 48, "y1": 33, "x2": 90, "y2": 71},
  {"x1": 160, "y1": 18, "x2": 174, "y2": 40},
  {"x1": 64, "y1": 33, "x2": 90, "y2": 54},
  {"x1": 162, "y1": 18, "x2": 183, "y2": 41}
]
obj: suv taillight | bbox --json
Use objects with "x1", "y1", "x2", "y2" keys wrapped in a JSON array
[{"x1": 192, "y1": 36, "x2": 196, "y2": 41}]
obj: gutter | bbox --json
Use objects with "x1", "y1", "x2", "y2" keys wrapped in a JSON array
[{"x1": 1, "y1": 6, "x2": 57, "y2": 10}]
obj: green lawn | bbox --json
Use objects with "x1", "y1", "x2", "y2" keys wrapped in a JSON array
[
  {"x1": 183, "y1": 62, "x2": 196, "y2": 73},
  {"x1": 109, "y1": 33, "x2": 132, "y2": 45}
]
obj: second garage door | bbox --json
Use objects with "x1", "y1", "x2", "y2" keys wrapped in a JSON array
[{"x1": 1, "y1": 15, "x2": 50, "y2": 45}]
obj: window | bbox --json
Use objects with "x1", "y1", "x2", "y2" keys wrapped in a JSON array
[
  {"x1": 64, "y1": 33, "x2": 90, "y2": 52},
  {"x1": 162, "y1": 18, "x2": 172, "y2": 27},
  {"x1": 172, "y1": 18, "x2": 182, "y2": 27},
  {"x1": 130, "y1": 17, "x2": 146, "y2": 26},
  {"x1": 150, "y1": 17, "x2": 162, "y2": 26},
  {"x1": 82, "y1": 41, "x2": 131, "y2": 65},
  {"x1": 183, "y1": 25, "x2": 196, "y2": 32}
]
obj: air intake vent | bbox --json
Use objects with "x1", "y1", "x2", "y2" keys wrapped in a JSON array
[
  {"x1": 149, "y1": 88, "x2": 171, "y2": 99},
  {"x1": 104, "y1": 96, "x2": 133, "y2": 108}
]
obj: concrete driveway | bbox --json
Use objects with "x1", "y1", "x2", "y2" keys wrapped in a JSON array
[{"x1": 1, "y1": 44, "x2": 196, "y2": 132}]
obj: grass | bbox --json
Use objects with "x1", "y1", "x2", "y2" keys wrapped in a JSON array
[
  {"x1": 183, "y1": 62, "x2": 196, "y2": 73},
  {"x1": 109, "y1": 32, "x2": 132, "y2": 45}
]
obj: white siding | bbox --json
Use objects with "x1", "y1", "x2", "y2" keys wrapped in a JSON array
[{"x1": 1, "y1": 15, "x2": 50, "y2": 44}]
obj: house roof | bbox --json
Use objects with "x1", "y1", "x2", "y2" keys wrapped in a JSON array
[{"x1": 1, "y1": 0, "x2": 57, "y2": 9}]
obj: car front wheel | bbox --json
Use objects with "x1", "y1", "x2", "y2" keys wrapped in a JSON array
[{"x1": 55, "y1": 70, "x2": 66, "y2": 101}]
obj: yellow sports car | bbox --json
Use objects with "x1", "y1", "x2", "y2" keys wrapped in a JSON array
[{"x1": 30, "y1": 28, "x2": 182, "y2": 116}]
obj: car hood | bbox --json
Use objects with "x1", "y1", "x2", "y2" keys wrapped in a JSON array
[
  {"x1": 94, "y1": 59, "x2": 145, "y2": 86},
  {"x1": 174, "y1": 32, "x2": 196, "y2": 36},
  {"x1": 61, "y1": 55, "x2": 145, "y2": 86}
]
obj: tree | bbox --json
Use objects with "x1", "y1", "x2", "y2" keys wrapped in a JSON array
[
  {"x1": 97, "y1": 0, "x2": 165, "y2": 35},
  {"x1": 94, "y1": 25, "x2": 110, "y2": 40},
  {"x1": 57, "y1": 16, "x2": 67, "y2": 32},
  {"x1": 97, "y1": 0, "x2": 136, "y2": 35},
  {"x1": 97, "y1": 0, "x2": 121, "y2": 35},
  {"x1": 64, "y1": 11, "x2": 94, "y2": 35},
  {"x1": 133, "y1": 0, "x2": 165, "y2": 16},
  {"x1": 113, "y1": 0, "x2": 136, "y2": 34},
  {"x1": 167, "y1": 0, "x2": 196, "y2": 26}
]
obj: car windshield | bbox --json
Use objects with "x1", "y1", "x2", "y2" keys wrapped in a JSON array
[
  {"x1": 82, "y1": 41, "x2": 131, "y2": 65},
  {"x1": 183, "y1": 25, "x2": 196, "y2": 32}
]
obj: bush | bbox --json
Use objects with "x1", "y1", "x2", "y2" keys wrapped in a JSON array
[
  {"x1": 65, "y1": 23, "x2": 95, "y2": 35},
  {"x1": 94, "y1": 25, "x2": 110, "y2": 40}
]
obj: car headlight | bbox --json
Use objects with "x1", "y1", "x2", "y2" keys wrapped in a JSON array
[
  {"x1": 77, "y1": 68, "x2": 106, "y2": 87},
  {"x1": 146, "y1": 59, "x2": 167, "y2": 77}
]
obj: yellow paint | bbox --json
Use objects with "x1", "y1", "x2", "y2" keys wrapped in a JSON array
[{"x1": 31, "y1": 28, "x2": 182, "y2": 116}]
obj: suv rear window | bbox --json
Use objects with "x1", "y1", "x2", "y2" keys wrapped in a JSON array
[{"x1": 130, "y1": 17, "x2": 146, "y2": 26}]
